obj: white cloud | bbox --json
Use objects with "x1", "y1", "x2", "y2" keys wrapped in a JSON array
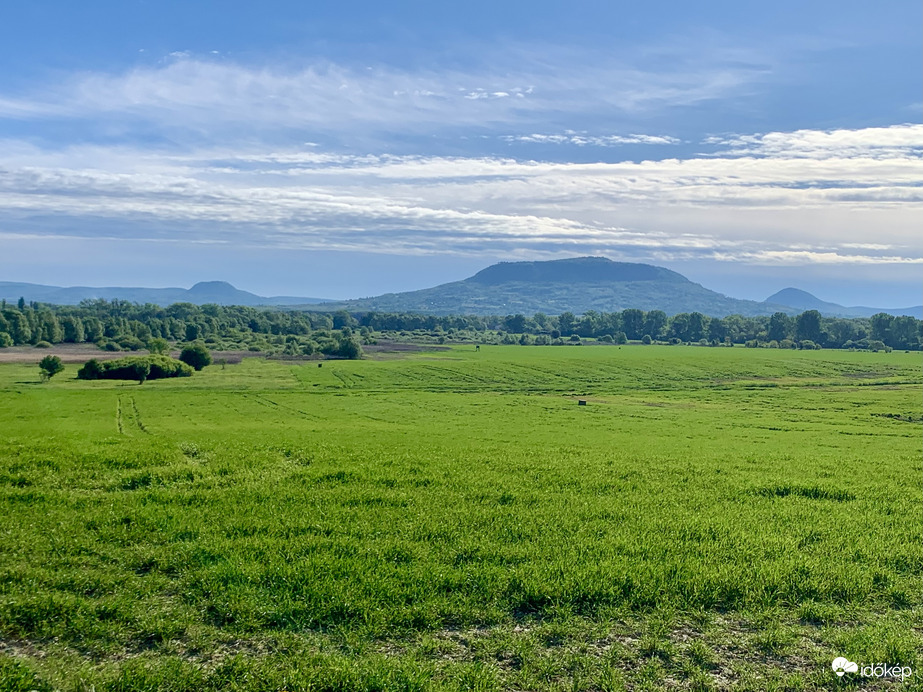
[
  {"x1": 0, "y1": 50, "x2": 769, "y2": 138},
  {"x1": 503, "y1": 133, "x2": 681, "y2": 146},
  {"x1": 0, "y1": 123, "x2": 920, "y2": 266},
  {"x1": 706, "y1": 124, "x2": 923, "y2": 159}
]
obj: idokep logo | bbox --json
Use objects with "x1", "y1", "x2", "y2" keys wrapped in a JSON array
[
  {"x1": 832, "y1": 657, "x2": 858, "y2": 676},
  {"x1": 832, "y1": 657, "x2": 912, "y2": 681}
]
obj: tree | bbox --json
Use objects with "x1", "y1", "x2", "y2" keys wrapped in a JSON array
[
  {"x1": 179, "y1": 342, "x2": 212, "y2": 371},
  {"x1": 621, "y1": 309, "x2": 645, "y2": 340},
  {"x1": 767, "y1": 312, "x2": 792, "y2": 342},
  {"x1": 130, "y1": 361, "x2": 152, "y2": 384},
  {"x1": 643, "y1": 311, "x2": 667, "y2": 341},
  {"x1": 557, "y1": 312, "x2": 576, "y2": 336},
  {"x1": 148, "y1": 337, "x2": 170, "y2": 355},
  {"x1": 795, "y1": 310, "x2": 822, "y2": 343},
  {"x1": 336, "y1": 335, "x2": 363, "y2": 360},
  {"x1": 38, "y1": 355, "x2": 64, "y2": 381}
]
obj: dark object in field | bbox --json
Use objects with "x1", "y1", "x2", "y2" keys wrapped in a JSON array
[
  {"x1": 318, "y1": 363, "x2": 323, "y2": 368},
  {"x1": 578, "y1": 399, "x2": 587, "y2": 406}
]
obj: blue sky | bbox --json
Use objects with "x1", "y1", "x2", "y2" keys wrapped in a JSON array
[{"x1": 0, "y1": 1, "x2": 920, "y2": 305}]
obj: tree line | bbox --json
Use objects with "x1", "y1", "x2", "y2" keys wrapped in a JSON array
[{"x1": 0, "y1": 298, "x2": 919, "y2": 352}]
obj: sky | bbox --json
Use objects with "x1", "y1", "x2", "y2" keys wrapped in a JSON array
[{"x1": 0, "y1": 0, "x2": 920, "y2": 306}]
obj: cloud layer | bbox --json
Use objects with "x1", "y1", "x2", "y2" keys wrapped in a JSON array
[
  {"x1": 0, "y1": 51, "x2": 920, "y2": 282},
  {"x1": 0, "y1": 123, "x2": 920, "y2": 267}
]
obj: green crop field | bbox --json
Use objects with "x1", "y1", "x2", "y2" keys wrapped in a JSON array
[{"x1": 1, "y1": 346, "x2": 920, "y2": 691}]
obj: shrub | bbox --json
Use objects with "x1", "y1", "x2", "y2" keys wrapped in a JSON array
[
  {"x1": 641, "y1": 334, "x2": 652, "y2": 345},
  {"x1": 77, "y1": 359, "x2": 104, "y2": 380},
  {"x1": 615, "y1": 332, "x2": 628, "y2": 345},
  {"x1": 0, "y1": 332, "x2": 12, "y2": 348},
  {"x1": 38, "y1": 355, "x2": 64, "y2": 381},
  {"x1": 35, "y1": 341, "x2": 52, "y2": 348},
  {"x1": 116, "y1": 335, "x2": 145, "y2": 351},
  {"x1": 147, "y1": 337, "x2": 170, "y2": 355},
  {"x1": 78, "y1": 355, "x2": 193, "y2": 381},
  {"x1": 799, "y1": 340, "x2": 817, "y2": 350},
  {"x1": 179, "y1": 342, "x2": 212, "y2": 371}
]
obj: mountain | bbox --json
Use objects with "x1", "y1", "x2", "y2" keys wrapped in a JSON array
[
  {"x1": 0, "y1": 280, "x2": 329, "y2": 307},
  {"x1": 310, "y1": 257, "x2": 794, "y2": 317},
  {"x1": 765, "y1": 288, "x2": 922, "y2": 319}
]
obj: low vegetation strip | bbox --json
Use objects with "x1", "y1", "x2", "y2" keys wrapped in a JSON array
[
  {"x1": 77, "y1": 355, "x2": 193, "y2": 382},
  {"x1": 0, "y1": 346, "x2": 920, "y2": 690}
]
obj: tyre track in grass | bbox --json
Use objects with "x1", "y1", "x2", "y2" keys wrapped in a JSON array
[{"x1": 243, "y1": 393, "x2": 320, "y2": 421}]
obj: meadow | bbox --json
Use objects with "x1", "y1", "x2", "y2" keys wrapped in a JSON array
[{"x1": 0, "y1": 345, "x2": 920, "y2": 691}]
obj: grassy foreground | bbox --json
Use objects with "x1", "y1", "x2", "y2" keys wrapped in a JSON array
[{"x1": 0, "y1": 345, "x2": 920, "y2": 691}]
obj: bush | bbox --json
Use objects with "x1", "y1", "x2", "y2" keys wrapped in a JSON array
[
  {"x1": 35, "y1": 341, "x2": 52, "y2": 348},
  {"x1": 147, "y1": 337, "x2": 170, "y2": 355},
  {"x1": 0, "y1": 332, "x2": 12, "y2": 348},
  {"x1": 38, "y1": 355, "x2": 64, "y2": 381},
  {"x1": 641, "y1": 334, "x2": 652, "y2": 345},
  {"x1": 179, "y1": 342, "x2": 212, "y2": 371},
  {"x1": 77, "y1": 359, "x2": 104, "y2": 380},
  {"x1": 799, "y1": 340, "x2": 817, "y2": 350},
  {"x1": 78, "y1": 355, "x2": 193, "y2": 381},
  {"x1": 116, "y1": 335, "x2": 145, "y2": 351}
]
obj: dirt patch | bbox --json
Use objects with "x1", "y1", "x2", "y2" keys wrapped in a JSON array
[{"x1": 0, "y1": 345, "x2": 127, "y2": 364}]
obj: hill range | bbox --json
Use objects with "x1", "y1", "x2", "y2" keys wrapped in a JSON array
[
  {"x1": 3, "y1": 258, "x2": 920, "y2": 318},
  {"x1": 0, "y1": 280, "x2": 327, "y2": 308}
]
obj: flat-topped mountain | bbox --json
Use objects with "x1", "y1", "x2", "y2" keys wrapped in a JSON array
[
  {"x1": 313, "y1": 257, "x2": 791, "y2": 317},
  {"x1": 468, "y1": 257, "x2": 687, "y2": 285}
]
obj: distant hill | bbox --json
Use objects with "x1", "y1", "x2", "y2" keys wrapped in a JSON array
[
  {"x1": 5, "y1": 261, "x2": 918, "y2": 318},
  {"x1": 0, "y1": 280, "x2": 329, "y2": 307},
  {"x1": 311, "y1": 257, "x2": 793, "y2": 317},
  {"x1": 765, "y1": 288, "x2": 922, "y2": 319}
]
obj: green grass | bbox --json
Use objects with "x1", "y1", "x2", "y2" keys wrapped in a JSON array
[{"x1": 1, "y1": 345, "x2": 921, "y2": 690}]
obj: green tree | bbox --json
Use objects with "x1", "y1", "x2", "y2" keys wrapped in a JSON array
[
  {"x1": 130, "y1": 361, "x2": 152, "y2": 384},
  {"x1": 148, "y1": 337, "x2": 170, "y2": 355},
  {"x1": 620, "y1": 309, "x2": 645, "y2": 340},
  {"x1": 179, "y1": 342, "x2": 212, "y2": 371},
  {"x1": 557, "y1": 312, "x2": 576, "y2": 336},
  {"x1": 336, "y1": 335, "x2": 363, "y2": 360},
  {"x1": 38, "y1": 355, "x2": 64, "y2": 381},
  {"x1": 643, "y1": 310, "x2": 667, "y2": 340},
  {"x1": 61, "y1": 316, "x2": 85, "y2": 343},
  {"x1": 795, "y1": 310, "x2": 822, "y2": 343},
  {"x1": 767, "y1": 312, "x2": 792, "y2": 342},
  {"x1": 332, "y1": 310, "x2": 357, "y2": 329}
]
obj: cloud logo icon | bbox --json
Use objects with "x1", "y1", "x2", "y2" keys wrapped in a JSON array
[{"x1": 832, "y1": 657, "x2": 858, "y2": 676}]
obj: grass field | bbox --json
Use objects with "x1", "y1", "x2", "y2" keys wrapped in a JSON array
[{"x1": 0, "y1": 345, "x2": 921, "y2": 691}]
